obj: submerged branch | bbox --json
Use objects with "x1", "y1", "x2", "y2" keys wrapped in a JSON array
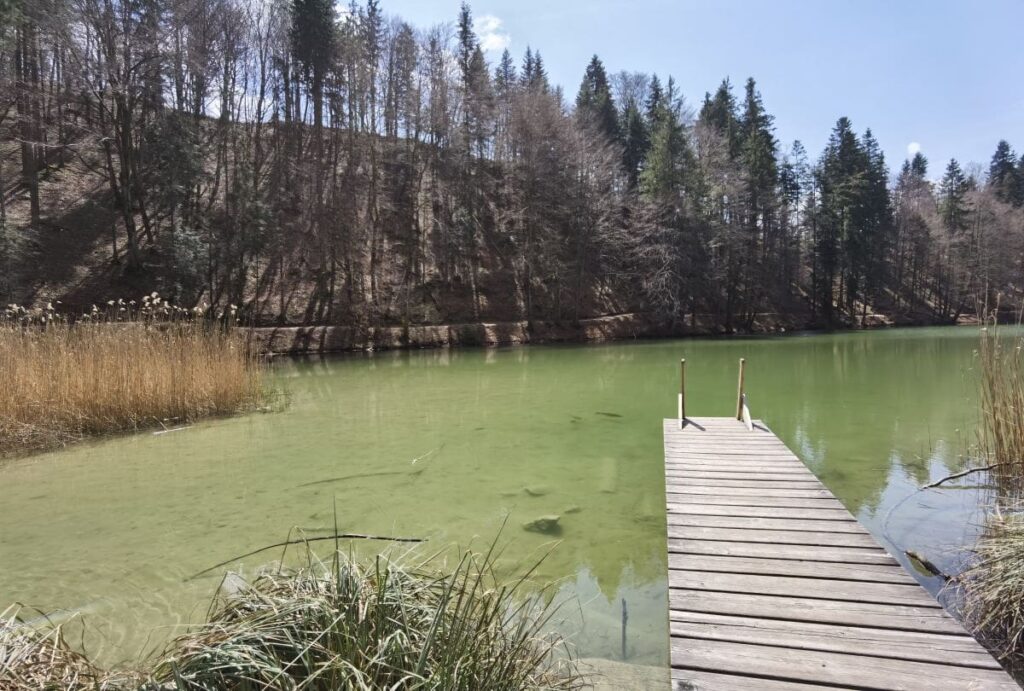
[
  {"x1": 186, "y1": 533, "x2": 426, "y2": 581},
  {"x1": 921, "y1": 463, "x2": 1006, "y2": 490}
]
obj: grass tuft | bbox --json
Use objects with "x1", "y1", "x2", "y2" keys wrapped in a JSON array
[{"x1": 0, "y1": 548, "x2": 580, "y2": 690}]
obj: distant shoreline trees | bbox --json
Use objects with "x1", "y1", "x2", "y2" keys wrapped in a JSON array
[{"x1": 0, "y1": 0, "x2": 1022, "y2": 329}]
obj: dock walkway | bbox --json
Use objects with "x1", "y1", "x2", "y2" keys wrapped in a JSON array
[{"x1": 664, "y1": 416, "x2": 1018, "y2": 690}]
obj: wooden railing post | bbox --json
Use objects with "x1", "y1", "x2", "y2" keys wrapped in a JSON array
[
  {"x1": 736, "y1": 358, "x2": 746, "y2": 420},
  {"x1": 678, "y1": 358, "x2": 686, "y2": 428}
]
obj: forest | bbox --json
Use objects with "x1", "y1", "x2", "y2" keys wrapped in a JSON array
[{"x1": 2, "y1": 0, "x2": 1024, "y2": 331}]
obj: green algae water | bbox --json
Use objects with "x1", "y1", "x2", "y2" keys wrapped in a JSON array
[{"x1": 0, "y1": 326, "x2": 1000, "y2": 681}]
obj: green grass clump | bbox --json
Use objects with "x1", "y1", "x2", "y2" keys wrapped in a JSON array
[{"x1": 0, "y1": 548, "x2": 580, "y2": 690}]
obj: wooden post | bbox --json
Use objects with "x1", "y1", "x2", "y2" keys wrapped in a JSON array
[
  {"x1": 736, "y1": 358, "x2": 746, "y2": 420},
  {"x1": 678, "y1": 358, "x2": 686, "y2": 428}
]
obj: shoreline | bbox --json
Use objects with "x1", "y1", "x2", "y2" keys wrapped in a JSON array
[{"x1": 250, "y1": 311, "x2": 980, "y2": 355}]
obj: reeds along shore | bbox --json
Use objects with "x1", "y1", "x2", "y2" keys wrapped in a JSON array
[
  {"x1": 962, "y1": 322, "x2": 1024, "y2": 663},
  {"x1": 0, "y1": 298, "x2": 267, "y2": 457}
]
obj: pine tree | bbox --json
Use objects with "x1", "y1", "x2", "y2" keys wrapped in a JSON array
[
  {"x1": 815, "y1": 117, "x2": 867, "y2": 322},
  {"x1": 910, "y1": 151, "x2": 928, "y2": 178},
  {"x1": 640, "y1": 77, "x2": 693, "y2": 200},
  {"x1": 939, "y1": 158, "x2": 970, "y2": 234},
  {"x1": 290, "y1": 0, "x2": 336, "y2": 131},
  {"x1": 698, "y1": 78, "x2": 740, "y2": 158},
  {"x1": 575, "y1": 55, "x2": 619, "y2": 142},
  {"x1": 620, "y1": 101, "x2": 648, "y2": 188},
  {"x1": 520, "y1": 46, "x2": 535, "y2": 86},
  {"x1": 989, "y1": 140, "x2": 1020, "y2": 206},
  {"x1": 494, "y1": 48, "x2": 516, "y2": 96},
  {"x1": 645, "y1": 75, "x2": 663, "y2": 124},
  {"x1": 737, "y1": 78, "x2": 777, "y2": 223}
]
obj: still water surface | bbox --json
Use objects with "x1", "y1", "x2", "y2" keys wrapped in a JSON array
[{"x1": 0, "y1": 326, "x2": 997, "y2": 677}]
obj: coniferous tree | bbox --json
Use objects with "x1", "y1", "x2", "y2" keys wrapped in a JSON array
[
  {"x1": 939, "y1": 159, "x2": 970, "y2": 234},
  {"x1": 620, "y1": 101, "x2": 648, "y2": 188},
  {"x1": 575, "y1": 55, "x2": 619, "y2": 142},
  {"x1": 989, "y1": 140, "x2": 1016, "y2": 202},
  {"x1": 699, "y1": 78, "x2": 740, "y2": 158},
  {"x1": 910, "y1": 151, "x2": 929, "y2": 178}
]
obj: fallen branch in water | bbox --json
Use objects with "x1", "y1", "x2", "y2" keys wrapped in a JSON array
[
  {"x1": 905, "y1": 549, "x2": 953, "y2": 580},
  {"x1": 186, "y1": 533, "x2": 425, "y2": 581},
  {"x1": 297, "y1": 469, "x2": 417, "y2": 487},
  {"x1": 920, "y1": 463, "x2": 1006, "y2": 490}
]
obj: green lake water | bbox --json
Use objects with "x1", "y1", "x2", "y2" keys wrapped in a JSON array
[{"x1": 0, "y1": 326, "x2": 999, "y2": 681}]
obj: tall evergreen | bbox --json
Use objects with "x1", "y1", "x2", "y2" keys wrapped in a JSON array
[
  {"x1": 290, "y1": 0, "x2": 336, "y2": 130},
  {"x1": 737, "y1": 78, "x2": 777, "y2": 227},
  {"x1": 620, "y1": 102, "x2": 648, "y2": 188},
  {"x1": 575, "y1": 55, "x2": 619, "y2": 142},
  {"x1": 910, "y1": 151, "x2": 928, "y2": 178},
  {"x1": 939, "y1": 159, "x2": 970, "y2": 234},
  {"x1": 641, "y1": 78, "x2": 693, "y2": 201},
  {"x1": 645, "y1": 75, "x2": 663, "y2": 123},
  {"x1": 699, "y1": 78, "x2": 740, "y2": 158},
  {"x1": 494, "y1": 49, "x2": 516, "y2": 96},
  {"x1": 989, "y1": 140, "x2": 1021, "y2": 206}
]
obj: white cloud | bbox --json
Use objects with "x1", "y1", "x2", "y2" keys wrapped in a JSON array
[
  {"x1": 907, "y1": 141, "x2": 921, "y2": 156},
  {"x1": 475, "y1": 14, "x2": 511, "y2": 53}
]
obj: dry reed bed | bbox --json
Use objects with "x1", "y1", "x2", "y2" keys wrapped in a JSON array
[
  {"x1": 962, "y1": 323, "x2": 1024, "y2": 664},
  {"x1": 0, "y1": 300, "x2": 267, "y2": 457}
]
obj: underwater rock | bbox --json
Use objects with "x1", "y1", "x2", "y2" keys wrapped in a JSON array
[
  {"x1": 522, "y1": 515, "x2": 561, "y2": 534},
  {"x1": 523, "y1": 485, "x2": 549, "y2": 497},
  {"x1": 564, "y1": 505, "x2": 582, "y2": 514}
]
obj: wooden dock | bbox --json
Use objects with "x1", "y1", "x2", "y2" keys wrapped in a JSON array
[{"x1": 664, "y1": 416, "x2": 1018, "y2": 690}]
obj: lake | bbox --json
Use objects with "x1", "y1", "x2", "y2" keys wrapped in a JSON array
[{"x1": 0, "y1": 325, "x2": 994, "y2": 682}]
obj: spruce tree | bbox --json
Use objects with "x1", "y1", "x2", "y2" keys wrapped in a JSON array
[
  {"x1": 645, "y1": 75, "x2": 664, "y2": 124},
  {"x1": 698, "y1": 78, "x2": 740, "y2": 158},
  {"x1": 620, "y1": 102, "x2": 649, "y2": 188},
  {"x1": 910, "y1": 151, "x2": 928, "y2": 178},
  {"x1": 494, "y1": 49, "x2": 516, "y2": 96},
  {"x1": 640, "y1": 77, "x2": 693, "y2": 200},
  {"x1": 989, "y1": 140, "x2": 1018, "y2": 205},
  {"x1": 939, "y1": 159, "x2": 970, "y2": 234},
  {"x1": 575, "y1": 55, "x2": 619, "y2": 142}
]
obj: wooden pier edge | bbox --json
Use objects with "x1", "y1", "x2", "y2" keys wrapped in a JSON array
[{"x1": 663, "y1": 416, "x2": 1018, "y2": 690}]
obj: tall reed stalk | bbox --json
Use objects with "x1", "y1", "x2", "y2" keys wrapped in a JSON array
[
  {"x1": 962, "y1": 320, "x2": 1024, "y2": 662},
  {"x1": 0, "y1": 299, "x2": 268, "y2": 457},
  {"x1": 977, "y1": 322, "x2": 1024, "y2": 502}
]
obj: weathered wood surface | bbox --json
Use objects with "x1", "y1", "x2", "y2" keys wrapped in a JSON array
[{"x1": 664, "y1": 416, "x2": 1017, "y2": 690}]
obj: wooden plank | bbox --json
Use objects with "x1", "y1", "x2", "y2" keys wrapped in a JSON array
[
  {"x1": 671, "y1": 669, "x2": 836, "y2": 690},
  {"x1": 668, "y1": 514, "x2": 871, "y2": 534},
  {"x1": 669, "y1": 637, "x2": 1018, "y2": 690},
  {"x1": 666, "y1": 463, "x2": 816, "y2": 474},
  {"x1": 668, "y1": 552, "x2": 915, "y2": 584},
  {"x1": 665, "y1": 494, "x2": 849, "y2": 509},
  {"x1": 667, "y1": 525, "x2": 880, "y2": 548},
  {"x1": 667, "y1": 478, "x2": 826, "y2": 490},
  {"x1": 666, "y1": 471, "x2": 821, "y2": 483},
  {"x1": 668, "y1": 570, "x2": 940, "y2": 608},
  {"x1": 670, "y1": 611, "x2": 1002, "y2": 669},
  {"x1": 664, "y1": 485, "x2": 835, "y2": 499},
  {"x1": 670, "y1": 589, "x2": 966, "y2": 634},
  {"x1": 668, "y1": 538, "x2": 898, "y2": 565},
  {"x1": 667, "y1": 503, "x2": 856, "y2": 521}
]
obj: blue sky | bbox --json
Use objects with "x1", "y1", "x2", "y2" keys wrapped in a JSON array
[{"x1": 380, "y1": 0, "x2": 1024, "y2": 179}]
